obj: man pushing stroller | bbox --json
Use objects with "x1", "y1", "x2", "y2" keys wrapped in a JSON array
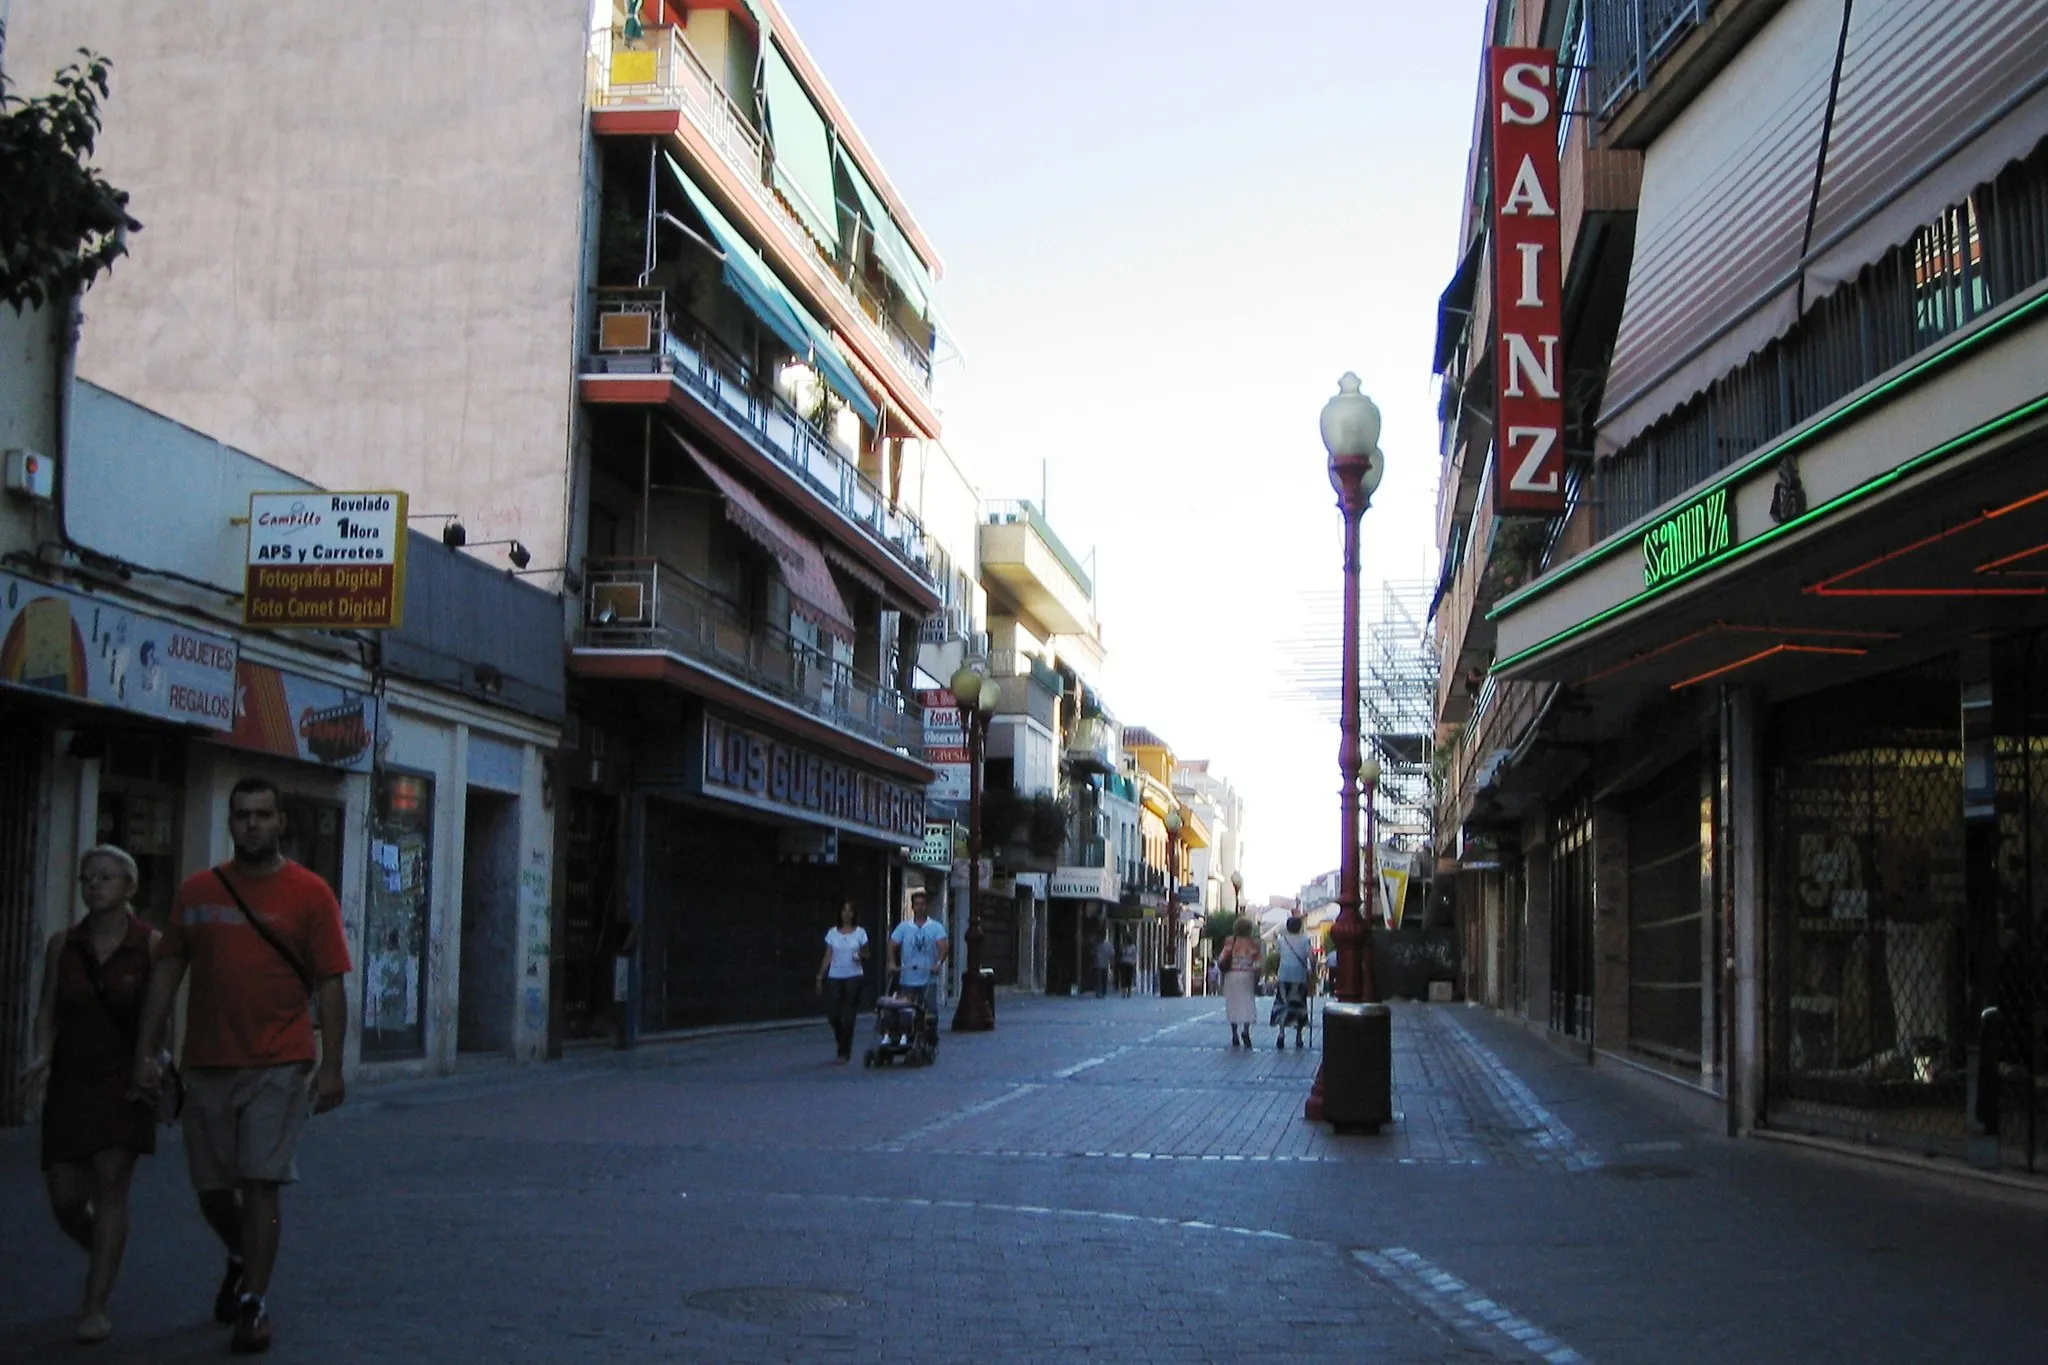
[{"x1": 887, "y1": 888, "x2": 949, "y2": 1010}]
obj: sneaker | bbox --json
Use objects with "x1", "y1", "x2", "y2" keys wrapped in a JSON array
[
  {"x1": 213, "y1": 1259, "x2": 244, "y2": 1325},
  {"x1": 231, "y1": 1296, "x2": 272, "y2": 1354},
  {"x1": 74, "y1": 1310, "x2": 112, "y2": 1344}
]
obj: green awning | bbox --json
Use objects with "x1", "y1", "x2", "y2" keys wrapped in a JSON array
[
  {"x1": 760, "y1": 41, "x2": 839, "y2": 252},
  {"x1": 665, "y1": 155, "x2": 879, "y2": 428},
  {"x1": 836, "y1": 147, "x2": 932, "y2": 320}
]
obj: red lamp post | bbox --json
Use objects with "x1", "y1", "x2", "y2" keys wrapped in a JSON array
[{"x1": 1307, "y1": 372, "x2": 1386, "y2": 1122}]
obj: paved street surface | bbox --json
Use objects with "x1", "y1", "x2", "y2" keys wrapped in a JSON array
[{"x1": 5, "y1": 994, "x2": 2048, "y2": 1363}]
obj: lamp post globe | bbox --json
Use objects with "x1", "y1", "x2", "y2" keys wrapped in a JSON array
[
  {"x1": 1320, "y1": 372, "x2": 1386, "y2": 506},
  {"x1": 950, "y1": 663, "x2": 984, "y2": 706}
]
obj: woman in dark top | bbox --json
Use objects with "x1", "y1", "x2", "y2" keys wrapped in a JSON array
[{"x1": 21, "y1": 844, "x2": 160, "y2": 1345}]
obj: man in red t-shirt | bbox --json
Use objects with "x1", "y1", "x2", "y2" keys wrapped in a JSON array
[{"x1": 133, "y1": 776, "x2": 350, "y2": 1355}]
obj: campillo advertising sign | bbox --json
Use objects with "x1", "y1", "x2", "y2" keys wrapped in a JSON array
[{"x1": 244, "y1": 491, "x2": 409, "y2": 629}]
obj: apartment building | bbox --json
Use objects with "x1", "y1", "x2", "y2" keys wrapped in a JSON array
[
  {"x1": 1432, "y1": 0, "x2": 2048, "y2": 1178},
  {"x1": 7, "y1": 0, "x2": 956, "y2": 1045}
]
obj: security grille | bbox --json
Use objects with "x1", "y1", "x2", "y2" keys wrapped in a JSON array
[
  {"x1": 0, "y1": 726, "x2": 42, "y2": 1126},
  {"x1": 1991, "y1": 632, "x2": 2048, "y2": 1173},
  {"x1": 1628, "y1": 755, "x2": 1708, "y2": 1069},
  {"x1": 1767, "y1": 660, "x2": 1967, "y2": 1151},
  {"x1": 1551, "y1": 799, "x2": 1596, "y2": 1040}
]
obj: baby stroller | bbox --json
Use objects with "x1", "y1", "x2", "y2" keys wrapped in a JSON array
[{"x1": 862, "y1": 978, "x2": 939, "y2": 1068}]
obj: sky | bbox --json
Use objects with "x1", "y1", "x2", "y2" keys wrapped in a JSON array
[{"x1": 782, "y1": 0, "x2": 1490, "y2": 900}]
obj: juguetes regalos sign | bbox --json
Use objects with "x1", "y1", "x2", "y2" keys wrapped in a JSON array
[
  {"x1": 1488, "y1": 47, "x2": 1567, "y2": 515},
  {"x1": 244, "y1": 492, "x2": 409, "y2": 629}
]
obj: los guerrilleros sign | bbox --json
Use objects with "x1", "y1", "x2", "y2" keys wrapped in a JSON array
[
  {"x1": 700, "y1": 713, "x2": 926, "y2": 844},
  {"x1": 1641, "y1": 486, "x2": 1734, "y2": 590},
  {"x1": 244, "y1": 491, "x2": 408, "y2": 629}
]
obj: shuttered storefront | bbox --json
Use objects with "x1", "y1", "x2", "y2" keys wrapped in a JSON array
[
  {"x1": 1628, "y1": 756, "x2": 1709, "y2": 1069},
  {"x1": 0, "y1": 726, "x2": 45, "y2": 1126}
]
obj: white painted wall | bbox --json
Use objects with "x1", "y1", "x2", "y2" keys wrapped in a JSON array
[{"x1": 7, "y1": 0, "x2": 592, "y2": 566}]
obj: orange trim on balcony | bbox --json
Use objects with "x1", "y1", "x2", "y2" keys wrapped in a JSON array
[
  {"x1": 578, "y1": 374, "x2": 941, "y2": 613},
  {"x1": 569, "y1": 649, "x2": 935, "y2": 785},
  {"x1": 591, "y1": 107, "x2": 682, "y2": 137}
]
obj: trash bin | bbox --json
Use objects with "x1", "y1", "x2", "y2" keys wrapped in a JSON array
[
  {"x1": 1160, "y1": 965, "x2": 1183, "y2": 998},
  {"x1": 1319, "y1": 1002, "x2": 1392, "y2": 1133}
]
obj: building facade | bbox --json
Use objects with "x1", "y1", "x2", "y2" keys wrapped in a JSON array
[{"x1": 1433, "y1": 0, "x2": 2048, "y2": 1178}]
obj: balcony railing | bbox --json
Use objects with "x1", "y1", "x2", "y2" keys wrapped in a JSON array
[
  {"x1": 588, "y1": 23, "x2": 936, "y2": 401},
  {"x1": 983, "y1": 499, "x2": 1093, "y2": 599},
  {"x1": 1065, "y1": 716, "x2": 1119, "y2": 772},
  {"x1": 1589, "y1": 0, "x2": 1718, "y2": 118},
  {"x1": 588, "y1": 290, "x2": 934, "y2": 585},
  {"x1": 577, "y1": 556, "x2": 923, "y2": 753}
]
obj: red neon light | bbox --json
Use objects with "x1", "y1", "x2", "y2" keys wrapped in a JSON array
[
  {"x1": 1977, "y1": 540, "x2": 2048, "y2": 575},
  {"x1": 1808, "y1": 487, "x2": 2048, "y2": 597},
  {"x1": 1580, "y1": 622, "x2": 1898, "y2": 686},
  {"x1": 1669, "y1": 644, "x2": 1867, "y2": 692}
]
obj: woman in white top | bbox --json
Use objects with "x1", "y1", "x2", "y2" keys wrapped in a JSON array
[{"x1": 816, "y1": 902, "x2": 869, "y2": 1063}]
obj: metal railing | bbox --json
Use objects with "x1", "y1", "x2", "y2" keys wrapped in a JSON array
[
  {"x1": 1589, "y1": 0, "x2": 1717, "y2": 118},
  {"x1": 588, "y1": 24, "x2": 935, "y2": 401},
  {"x1": 1065, "y1": 716, "x2": 1119, "y2": 770},
  {"x1": 587, "y1": 289, "x2": 934, "y2": 585},
  {"x1": 984, "y1": 499, "x2": 1094, "y2": 600},
  {"x1": 576, "y1": 556, "x2": 922, "y2": 752}
]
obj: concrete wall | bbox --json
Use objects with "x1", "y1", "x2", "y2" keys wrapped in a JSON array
[
  {"x1": 7, "y1": 0, "x2": 592, "y2": 565},
  {"x1": 0, "y1": 303, "x2": 60, "y2": 563}
]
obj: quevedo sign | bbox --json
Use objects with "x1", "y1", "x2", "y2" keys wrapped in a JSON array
[
  {"x1": 244, "y1": 491, "x2": 409, "y2": 629},
  {"x1": 1488, "y1": 47, "x2": 1567, "y2": 515},
  {"x1": 0, "y1": 571, "x2": 238, "y2": 729}
]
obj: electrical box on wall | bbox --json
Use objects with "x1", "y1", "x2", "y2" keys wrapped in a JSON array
[{"x1": 5, "y1": 448, "x2": 55, "y2": 502}]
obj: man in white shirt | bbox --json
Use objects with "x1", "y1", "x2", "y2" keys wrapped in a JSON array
[{"x1": 888, "y1": 889, "x2": 949, "y2": 1012}]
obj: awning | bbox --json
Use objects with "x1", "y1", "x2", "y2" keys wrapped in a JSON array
[
  {"x1": 1803, "y1": 0, "x2": 2048, "y2": 297},
  {"x1": 1597, "y1": 0, "x2": 1840, "y2": 452},
  {"x1": 821, "y1": 540, "x2": 887, "y2": 597},
  {"x1": 1432, "y1": 232, "x2": 1485, "y2": 376},
  {"x1": 681, "y1": 442, "x2": 857, "y2": 641},
  {"x1": 761, "y1": 39, "x2": 840, "y2": 252},
  {"x1": 665, "y1": 154, "x2": 880, "y2": 427},
  {"x1": 837, "y1": 146, "x2": 933, "y2": 319}
]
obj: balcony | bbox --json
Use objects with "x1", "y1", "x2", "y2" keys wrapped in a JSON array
[
  {"x1": 587, "y1": 24, "x2": 936, "y2": 405},
  {"x1": 577, "y1": 556, "x2": 921, "y2": 753},
  {"x1": 587, "y1": 290, "x2": 933, "y2": 588},
  {"x1": 985, "y1": 650, "x2": 1060, "y2": 731},
  {"x1": 1590, "y1": 0, "x2": 1789, "y2": 148},
  {"x1": 1065, "y1": 715, "x2": 1119, "y2": 774},
  {"x1": 979, "y1": 500, "x2": 1094, "y2": 637}
]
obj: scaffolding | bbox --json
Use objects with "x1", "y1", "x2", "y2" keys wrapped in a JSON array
[{"x1": 1276, "y1": 580, "x2": 1441, "y2": 855}]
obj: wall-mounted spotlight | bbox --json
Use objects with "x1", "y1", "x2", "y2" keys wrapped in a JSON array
[
  {"x1": 466, "y1": 539, "x2": 531, "y2": 569},
  {"x1": 473, "y1": 662, "x2": 505, "y2": 696},
  {"x1": 409, "y1": 512, "x2": 467, "y2": 548}
]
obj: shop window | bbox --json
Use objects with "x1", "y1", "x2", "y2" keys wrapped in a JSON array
[
  {"x1": 94, "y1": 734, "x2": 186, "y2": 929},
  {"x1": 363, "y1": 771, "x2": 434, "y2": 1059}
]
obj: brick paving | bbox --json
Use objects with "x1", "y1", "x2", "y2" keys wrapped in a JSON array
[{"x1": 3, "y1": 994, "x2": 2047, "y2": 1362}]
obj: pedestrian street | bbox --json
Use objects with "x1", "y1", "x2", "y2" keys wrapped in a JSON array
[{"x1": 4, "y1": 993, "x2": 2047, "y2": 1363}]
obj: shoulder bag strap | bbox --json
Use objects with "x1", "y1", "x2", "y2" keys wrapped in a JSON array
[
  {"x1": 213, "y1": 867, "x2": 316, "y2": 996},
  {"x1": 72, "y1": 932, "x2": 141, "y2": 1049}
]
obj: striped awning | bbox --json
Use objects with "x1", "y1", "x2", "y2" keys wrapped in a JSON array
[{"x1": 682, "y1": 444, "x2": 856, "y2": 641}]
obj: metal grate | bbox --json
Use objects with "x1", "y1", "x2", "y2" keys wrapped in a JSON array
[
  {"x1": 1991, "y1": 631, "x2": 2048, "y2": 1173},
  {"x1": 1767, "y1": 660, "x2": 1967, "y2": 1150},
  {"x1": 1627, "y1": 755, "x2": 1708, "y2": 1068},
  {"x1": 1551, "y1": 799, "x2": 1596, "y2": 1040},
  {"x1": 0, "y1": 726, "x2": 43, "y2": 1127}
]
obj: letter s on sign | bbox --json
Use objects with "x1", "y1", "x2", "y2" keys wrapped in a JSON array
[{"x1": 1500, "y1": 62, "x2": 1553, "y2": 125}]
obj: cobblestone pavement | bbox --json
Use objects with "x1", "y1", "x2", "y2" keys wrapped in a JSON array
[{"x1": 4, "y1": 994, "x2": 2048, "y2": 1363}]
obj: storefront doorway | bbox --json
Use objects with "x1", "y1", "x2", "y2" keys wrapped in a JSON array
[
  {"x1": 1550, "y1": 800, "x2": 1595, "y2": 1040},
  {"x1": 363, "y1": 770, "x2": 434, "y2": 1059},
  {"x1": 459, "y1": 789, "x2": 520, "y2": 1054},
  {"x1": 95, "y1": 732, "x2": 185, "y2": 928}
]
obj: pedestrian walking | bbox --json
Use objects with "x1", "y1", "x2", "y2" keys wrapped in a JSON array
[
  {"x1": 1218, "y1": 917, "x2": 1261, "y2": 1048},
  {"x1": 886, "y1": 888, "x2": 949, "y2": 1011},
  {"x1": 817, "y1": 901, "x2": 868, "y2": 1063},
  {"x1": 1118, "y1": 937, "x2": 1139, "y2": 997},
  {"x1": 1271, "y1": 914, "x2": 1313, "y2": 1049},
  {"x1": 20, "y1": 845, "x2": 160, "y2": 1344},
  {"x1": 1092, "y1": 932, "x2": 1114, "y2": 998},
  {"x1": 132, "y1": 776, "x2": 351, "y2": 1355}
]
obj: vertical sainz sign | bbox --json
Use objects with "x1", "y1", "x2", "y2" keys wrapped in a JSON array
[{"x1": 1489, "y1": 48, "x2": 1566, "y2": 515}]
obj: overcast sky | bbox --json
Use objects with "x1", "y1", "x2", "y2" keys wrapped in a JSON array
[{"x1": 783, "y1": 0, "x2": 1489, "y2": 899}]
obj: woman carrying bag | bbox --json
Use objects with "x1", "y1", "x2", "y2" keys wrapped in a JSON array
[{"x1": 1217, "y1": 917, "x2": 1261, "y2": 1048}]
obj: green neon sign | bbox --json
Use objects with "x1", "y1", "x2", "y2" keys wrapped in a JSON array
[{"x1": 1641, "y1": 487, "x2": 1733, "y2": 589}]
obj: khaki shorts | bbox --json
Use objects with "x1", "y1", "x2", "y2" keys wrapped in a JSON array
[{"x1": 180, "y1": 1063, "x2": 314, "y2": 1190}]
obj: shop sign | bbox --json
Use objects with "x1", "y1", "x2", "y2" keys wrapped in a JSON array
[
  {"x1": 244, "y1": 491, "x2": 409, "y2": 629},
  {"x1": 916, "y1": 688, "x2": 970, "y2": 802},
  {"x1": 910, "y1": 820, "x2": 957, "y2": 868},
  {"x1": 1175, "y1": 883, "x2": 1202, "y2": 905},
  {"x1": 1488, "y1": 47, "x2": 1567, "y2": 515},
  {"x1": 1641, "y1": 485, "x2": 1734, "y2": 589},
  {"x1": 700, "y1": 713, "x2": 926, "y2": 843},
  {"x1": 216, "y1": 659, "x2": 378, "y2": 771},
  {"x1": 1378, "y1": 848, "x2": 1415, "y2": 931},
  {"x1": 0, "y1": 570, "x2": 237, "y2": 729},
  {"x1": 1050, "y1": 865, "x2": 1120, "y2": 902}
]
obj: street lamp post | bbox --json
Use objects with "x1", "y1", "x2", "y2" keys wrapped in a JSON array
[
  {"x1": 1308, "y1": 372, "x2": 1386, "y2": 1124},
  {"x1": 949, "y1": 663, "x2": 1001, "y2": 1032},
  {"x1": 1362, "y1": 755, "x2": 1382, "y2": 935}
]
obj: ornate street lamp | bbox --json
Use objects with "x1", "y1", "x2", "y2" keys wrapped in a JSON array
[
  {"x1": 949, "y1": 662, "x2": 1001, "y2": 1032},
  {"x1": 1319, "y1": 372, "x2": 1385, "y2": 1006},
  {"x1": 1361, "y1": 754, "x2": 1383, "y2": 932},
  {"x1": 1307, "y1": 373, "x2": 1385, "y2": 1126}
]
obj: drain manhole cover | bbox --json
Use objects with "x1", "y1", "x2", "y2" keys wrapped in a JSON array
[
  {"x1": 1599, "y1": 1163, "x2": 1694, "y2": 1181},
  {"x1": 687, "y1": 1288, "x2": 864, "y2": 1321}
]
